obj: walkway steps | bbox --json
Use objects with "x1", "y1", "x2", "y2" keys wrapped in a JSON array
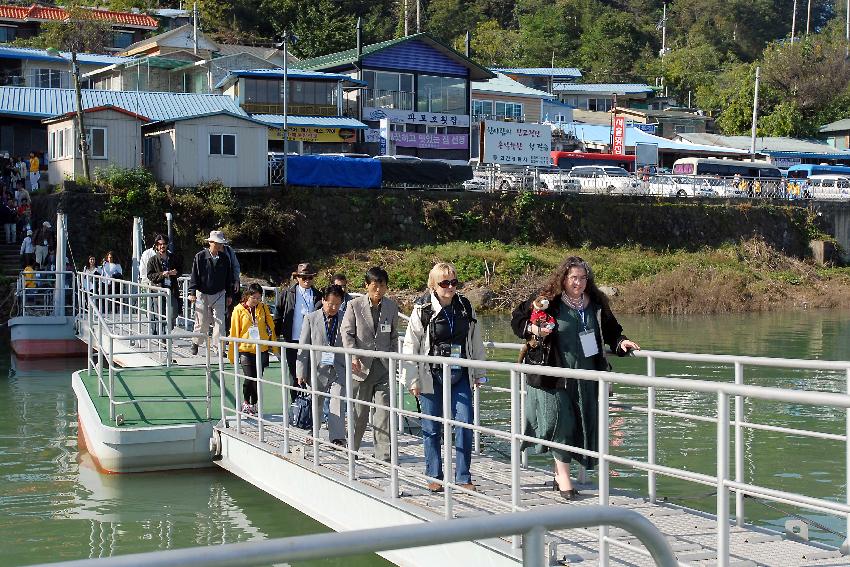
[{"x1": 217, "y1": 418, "x2": 848, "y2": 567}]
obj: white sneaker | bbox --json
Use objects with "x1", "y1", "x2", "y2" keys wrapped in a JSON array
[
  {"x1": 251, "y1": 403, "x2": 259, "y2": 415},
  {"x1": 241, "y1": 401, "x2": 252, "y2": 415}
]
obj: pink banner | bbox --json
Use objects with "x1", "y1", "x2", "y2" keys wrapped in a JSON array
[{"x1": 390, "y1": 131, "x2": 468, "y2": 150}]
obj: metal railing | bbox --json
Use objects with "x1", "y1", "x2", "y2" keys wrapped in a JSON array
[
  {"x1": 80, "y1": 273, "x2": 212, "y2": 423},
  {"x1": 14, "y1": 270, "x2": 75, "y2": 317},
  {"x1": 216, "y1": 333, "x2": 850, "y2": 566},
  {"x1": 28, "y1": 506, "x2": 677, "y2": 567},
  {"x1": 362, "y1": 88, "x2": 415, "y2": 110}
]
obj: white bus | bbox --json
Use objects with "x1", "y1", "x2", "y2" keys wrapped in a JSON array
[{"x1": 672, "y1": 157, "x2": 781, "y2": 179}]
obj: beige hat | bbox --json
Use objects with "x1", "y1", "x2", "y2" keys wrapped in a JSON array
[
  {"x1": 207, "y1": 230, "x2": 228, "y2": 244},
  {"x1": 292, "y1": 262, "x2": 317, "y2": 277}
]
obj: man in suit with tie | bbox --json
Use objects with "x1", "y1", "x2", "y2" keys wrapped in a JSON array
[
  {"x1": 340, "y1": 267, "x2": 399, "y2": 462},
  {"x1": 296, "y1": 285, "x2": 347, "y2": 446}
]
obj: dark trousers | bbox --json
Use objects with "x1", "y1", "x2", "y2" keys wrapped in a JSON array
[{"x1": 239, "y1": 350, "x2": 269, "y2": 405}]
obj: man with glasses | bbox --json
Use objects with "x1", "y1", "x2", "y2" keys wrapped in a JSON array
[{"x1": 275, "y1": 263, "x2": 323, "y2": 389}]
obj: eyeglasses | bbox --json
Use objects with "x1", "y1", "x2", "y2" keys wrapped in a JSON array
[
  {"x1": 155, "y1": 241, "x2": 167, "y2": 247},
  {"x1": 437, "y1": 279, "x2": 460, "y2": 289},
  {"x1": 299, "y1": 275, "x2": 314, "y2": 281}
]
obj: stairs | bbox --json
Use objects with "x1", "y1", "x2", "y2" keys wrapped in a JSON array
[{"x1": 0, "y1": 242, "x2": 21, "y2": 278}]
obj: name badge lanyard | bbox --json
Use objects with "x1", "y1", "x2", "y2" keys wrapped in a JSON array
[
  {"x1": 575, "y1": 302, "x2": 599, "y2": 358},
  {"x1": 444, "y1": 304, "x2": 462, "y2": 370}
]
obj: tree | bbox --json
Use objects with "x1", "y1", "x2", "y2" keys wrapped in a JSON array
[
  {"x1": 577, "y1": 10, "x2": 646, "y2": 81},
  {"x1": 426, "y1": 0, "x2": 483, "y2": 44},
  {"x1": 469, "y1": 19, "x2": 521, "y2": 66}
]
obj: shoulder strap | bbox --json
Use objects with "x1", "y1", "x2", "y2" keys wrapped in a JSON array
[{"x1": 457, "y1": 295, "x2": 475, "y2": 323}]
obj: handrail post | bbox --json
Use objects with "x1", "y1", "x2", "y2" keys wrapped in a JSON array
[
  {"x1": 520, "y1": 372, "x2": 528, "y2": 468},
  {"x1": 281, "y1": 350, "x2": 290, "y2": 456},
  {"x1": 257, "y1": 345, "x2": 265, "y2": 444},
  {"x1": 218, "y1": 340, "x2": 225, "y2": 426},
  {"x1": 388, "y1": 357, "x2": 399, "y2": 499},
  {"x1": 108, "y1": 334, "x2": 115, "y2": 422},
  {"x1": 345, "y1": 353, "x2": 354, "y2": 481},
  {"x1": 521, "y1": 525, "x2": 546, "y2": 567},
  {"x1": 734, "y1": 361, "x2": 744, "y2": 527},
  {"x1": 235, "y1": 345, "x2": 242, "y2": 436},
  {"x1": 311, "y1": 350, "x2": 320, "y2": 467},
  {"x1": 97, "y1": 316, "x2": 104, "y2": 397},
  {"x1": 473, "y1": 376, "x2": 481, "y2": 454},
  {"x1": 598, "y1": 378, "x2": 610, "y2": 566},
  {"x1": 165, "y1": 291, "x2": 173, "y2": 368},
  {"x1": 717, "y1": 391, "x2": 730, "y2": 567},
  {"x1": 845, "y1": 367, "x2": 850, "y2": 554},
  {"x1": 442, "y1": 362, "x2": 453, "y2": 520},
  {"x1": 510, "y1": 369, "x2": 521, "y2": 550},
  {"x1": 87, "y1": 298, "x2": 93, "y2": 378},
  {"x1": 647, "y1": 356, "x2": 657, "y2": 503}
]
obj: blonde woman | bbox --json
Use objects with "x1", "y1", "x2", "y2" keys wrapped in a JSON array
[{"x1": 402, "y1": 262, "x2": 486, "y2": 492}]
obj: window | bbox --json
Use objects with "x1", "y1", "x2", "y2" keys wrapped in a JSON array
[
  {"x1": 495, "y1": 101, "x2": 522, "y2": 120},
  {"x1": 85, "y1": 127, "x2": 107, "y2": 159},
  {"x1": 209, "y1": 133, "x2": 236, "y2": 156},
  {"x1": 426, "y1": 126, "x2": 447, "y2": 134},
  {"x1": 113, "y1": 30, "x2": 134, "y2": 49},
  {"x1": 417, "y1": 75, "x2": 465, "y2": 114},
  {"x1": 363, "y1": 71, "x2": 413, "y2": 93},
  {"x1": 472, "y1": 99, "x2": 493, "y2": 119},
  {"x1": 33, "y1": 68, "x2": 61, "y2": 88},
  {"x1": 0, "y1": 26, "x2": 16, "y2": 42},
  {"x1": 587, "y1": 97, "x2": 613, "y2": 112},
  {"x1": 50, "y1": 127, "x2": 73, "y2": 159}
]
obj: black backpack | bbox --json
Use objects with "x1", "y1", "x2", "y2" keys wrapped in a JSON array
[
  {"x1": 417, "y1": 292, "x2": 475, "y2": 343},
  {"x1": 289, "y1": 391, "x2": 312, "y2": 430}
]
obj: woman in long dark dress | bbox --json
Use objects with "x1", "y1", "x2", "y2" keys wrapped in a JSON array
[{"x1": 511, "y1": 256, "x2": 639, "y2": 499}]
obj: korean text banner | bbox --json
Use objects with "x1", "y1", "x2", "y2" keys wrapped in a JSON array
[{"x1": 482, "y1": 120, "x2": 552, "y2": 166}]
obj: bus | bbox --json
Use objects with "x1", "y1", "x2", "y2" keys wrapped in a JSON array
[
  {"x1": 551, "y1": 151, "x2": 636, "y2": 172},
  {"x1": 786, "y1": 164, "x2": 850, "y2": 180},
  {"x1": 672, "y1": 157, "x2": 781, "y2": 178}
]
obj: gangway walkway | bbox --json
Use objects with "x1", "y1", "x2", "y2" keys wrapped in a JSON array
[{"x1": 70, "y1": 273, "x2": 850, "y2": 566}]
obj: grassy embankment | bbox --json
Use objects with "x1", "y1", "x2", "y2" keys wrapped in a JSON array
[{"x1": 298, "y1": 238, "x2": 850, "y2": 315}]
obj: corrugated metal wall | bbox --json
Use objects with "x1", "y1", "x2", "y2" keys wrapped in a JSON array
[{"x1": 364, "y1": 40, "x2": 468, "y2": 77}]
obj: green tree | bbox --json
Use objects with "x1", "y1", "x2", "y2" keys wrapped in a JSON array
[
  {"x1": 469, "y1": 19, "x2": 521, "y2": 66},
  {"x1": 578, "y1": 10, "x2": 646, "y2": 80},
  {"x1": 426, "y1": 0, "x2": 483, "y2": 44}
]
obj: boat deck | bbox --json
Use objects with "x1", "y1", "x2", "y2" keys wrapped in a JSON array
[
  {"x1": 79, "y1": 362, "x2": 285, "y2": 427},
  {"x1": 218, "y1": 418, "x2": 848, "y2": 567}
]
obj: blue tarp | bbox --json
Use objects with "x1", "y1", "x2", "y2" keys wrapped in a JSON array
[{"x1": 286, "y1": 155, "x2": 382, "y2": 189}]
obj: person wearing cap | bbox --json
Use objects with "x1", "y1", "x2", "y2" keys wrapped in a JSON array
[
  {"x1": 33, "y1": 220, "x2": 53, "y2": 270},
  {"x1": 274, "y1": 263, "x2": 323, "y2": 387},
  {"x1": 188, "y1": 230, "x2": 234, "y2": 356},
  {"x1": 19, "y1": 228, "x2": 34, "y2": 268}
]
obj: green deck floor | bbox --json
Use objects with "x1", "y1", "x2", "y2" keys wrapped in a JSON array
[{"x1": 80, "y1": 362, "x2": 288, "y2": 427}]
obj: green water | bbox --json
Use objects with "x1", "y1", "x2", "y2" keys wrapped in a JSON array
[{"x1": 1, "y1": 309, "x2": 849, "y2": 565}]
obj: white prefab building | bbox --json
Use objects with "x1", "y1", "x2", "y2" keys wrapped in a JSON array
[
  {"x1": 44, "y1": 105, "x2": 148, "y2": 183},
  {"x1": 143, "y1": 111, "x2": 269, "y2": 187}
]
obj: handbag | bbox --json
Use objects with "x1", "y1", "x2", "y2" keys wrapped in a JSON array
[{"x1": 288, "y1": 390, "x2": 313, "y2": 430}]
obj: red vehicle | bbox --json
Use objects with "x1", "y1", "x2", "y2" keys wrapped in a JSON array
[{"x1": 550, "y1": 151, "x2": 636, "y2": 173}]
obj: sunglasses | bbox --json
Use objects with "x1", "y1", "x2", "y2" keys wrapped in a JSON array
[
  {"x1": 437, "y1": 279, "x2": 460, "y2": 289},
  {"x1": 299, "y1": 275, "x2": 314, "y2": 280}
]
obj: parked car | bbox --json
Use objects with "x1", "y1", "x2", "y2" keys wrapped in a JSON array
[
  {"x1": 566, "y1": 166, "x2": 642, "y2": 195},
  {"x1": 462, "y1": 177, "x2": 488, "y2": 192},
  {"x1": 802, "y1": 175, "x2": 850, "y2": 200},
  {"x1": 648, "y1": 175, "x2": 718, "y2": 198}
]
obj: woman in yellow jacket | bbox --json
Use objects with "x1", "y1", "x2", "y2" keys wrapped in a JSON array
[{"x1": 229, "y1": 283, "x2": 276, "y2": 415}]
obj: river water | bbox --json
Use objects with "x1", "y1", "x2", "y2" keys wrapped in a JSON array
[{"x1": 1, "y1": 309, "x2": 849, "y2": 565}]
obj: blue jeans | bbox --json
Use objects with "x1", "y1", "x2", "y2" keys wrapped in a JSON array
[{"x1": 418, "y1": 376, "x2": 473, "y2": 484}]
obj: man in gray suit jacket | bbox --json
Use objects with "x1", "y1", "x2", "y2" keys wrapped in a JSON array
[
  {"x1": 340, "y1": 267, "x2": 399, "y2": 462},
  {"x1": 296, "y1": 285, "x2": 347, "y2": 445}
]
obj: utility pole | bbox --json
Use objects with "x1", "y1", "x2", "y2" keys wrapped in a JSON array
[
  {"x1": 846, "y1": 0, "x2": 849, "y2": 56},
  {"x1": 193, "y1": 2, "x2": 198, "y2": 54},
  {"x1": 791, "y1": 0, "x2": 797, "y2": 40},
  {"x1": 403, "y1": 0, "x2": 408, "y2": 36},
  {"x1": 661, "y1": 2, "x2": 667, "y2": 56},
  {"x1": 806, "y1": 0, "x2": 812, "y2": 35},
  {"x1": 416, "y1": 0, "x2": 420, "y2": 33},
  {"x1": 750, "y1": 66, "x2": 760, "y2": 163}
]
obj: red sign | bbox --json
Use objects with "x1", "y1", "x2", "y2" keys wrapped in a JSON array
[{"x1": 612, "y1": 115, "x2": 626, "y2": 155}]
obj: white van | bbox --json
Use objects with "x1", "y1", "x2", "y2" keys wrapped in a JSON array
[
  {"x1": 802, "y1": 175, "x2": 850, "y2": 200},
  {"x1": 566, "y1": 166, "x2": 642, "y2": 195}
]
